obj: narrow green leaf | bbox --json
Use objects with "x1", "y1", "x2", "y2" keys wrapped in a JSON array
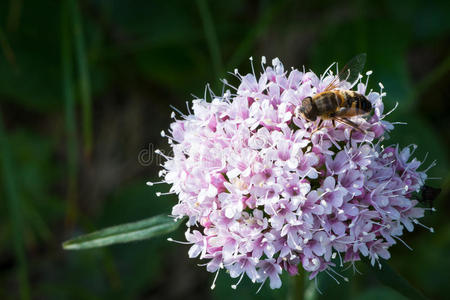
[
  {"x1": 0, "y1": 110, "x2": 30, "y2": 300},
  {"x1": 195, "y1": 0, "x2": 223, "y2": 77},
  {"x1": 61, "y1": 0, "x2": 79, "y2": 227},
  {"x1": 227, "y1": 0, "x2": 288, "y2": 70},
  {"x1": 63, "y1": 214, "x2": 185, "y2": 250},
  {"x1": 0, "y1": 27, "x2": 17, "y2": 69},
  {"x1": 6, "y1": 0, "x2": 23, "y2": 32},
  {"x1": 362, "y1": 257, "x2": 428, "y2": 300},
  {"x1": 70, "y1": 0, "x2": 93, "y2": 157}
]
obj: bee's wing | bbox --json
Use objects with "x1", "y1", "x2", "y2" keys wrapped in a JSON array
[
  {"x1": 334, "y1": 117, "x2": 365, "y2": 133},
  {"x1": 323, "y1": 53, "x2": 367, "y2": 92}
]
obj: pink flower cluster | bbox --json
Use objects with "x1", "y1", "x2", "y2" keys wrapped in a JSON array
[{"x1": 155, "y1": 57, "x2": 432, "y2": 290}]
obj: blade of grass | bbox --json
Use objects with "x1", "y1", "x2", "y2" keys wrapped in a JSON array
[
  {"x1": 70, "y1": 0, "x2": 93, "y2": 158},
  {"x1": 0, "y1": 26, "x2": 17, "y2": 70},
  {"x1": 362, "y1": 257, "x2": 428, "y2": 300},
  {"x1": 7, "y1": 0, "x2": 23, "y2": 32},
  {"x1": 355, "y1": 0, "x2": 368, "y2": 53},
  {"x1": 62, "y1": 0, "x2": 79, "y2": 228},
  {"x1": 227, "y1": 0, "x2": 288, "y2": 70},
  {"x1": 195, "y1": 0, "x2": 223, "y2": 78},
  {"x1": 63, "y1": 214, "x2": 185, "y2": 250},
  {"x1": 0, "y1": 110, "x2": 30, "y2": 300},
  {"x1": 23, "y1": 200, "x2": 52, "y2": 241}
]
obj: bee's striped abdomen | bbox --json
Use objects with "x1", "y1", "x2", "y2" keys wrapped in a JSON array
[
  {"x1": 357, "y1": 94, "x2": 372, "y2": 113},
  {"x1": 334, "y1": 90, "x2": 372, "y2": 117},
  {"x1": 304, "y1": 90, "x2": 372, "y2": 121}
]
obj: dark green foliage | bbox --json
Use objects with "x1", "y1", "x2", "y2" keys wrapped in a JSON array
[{"x1": 0, "y1": 0, "x2": 449, "y2": 299}]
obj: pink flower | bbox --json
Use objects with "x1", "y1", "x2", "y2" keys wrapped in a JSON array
[
  {"x1": 155, "y1": 56, "x2": 434, "y2": 290},
  {"x1": 257, "y1": 259, "x2": 283, "y2": 289}
]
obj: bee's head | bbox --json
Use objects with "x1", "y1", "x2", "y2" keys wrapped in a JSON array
[{"x1": 298, "y1": 97, "x2": 317, "y2": 121}]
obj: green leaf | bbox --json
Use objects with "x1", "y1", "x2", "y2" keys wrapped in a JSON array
[
  {"x1": 362, "y1": 257, "x2": 428, "y2": 300},
  {"x1": 195, "y1": 0, "x2": 223, "y2": 78},
  {"x1": 63, "y1": 214, "x2": 185, "y2": 250},
  {"x1": 69, "y1": 0, "x2": 93, "y2": 157},
  {"x1": 0, "y1": 110, "x2": 30, "y2": 300},
  {"x1": 226, "y1": 0, "x2": 288, "y2": 70},
  {"x1": 61, "y1": 0, "x2": 79, "y2": 227}
]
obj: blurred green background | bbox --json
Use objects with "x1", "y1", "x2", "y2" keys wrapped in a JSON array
[{"x1": 0, "y1": 0, "x2": 449, "y2": 299}]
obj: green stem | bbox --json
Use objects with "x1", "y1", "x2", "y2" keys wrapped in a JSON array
[
  {"x1": 288, "y1": 273, "x2": 304, "y2": 300},
  {"x1": 62, "y1": 0, "x2": 79, "y2": 227},
  {"x1": 0, "y1": 26, "x2": 17, "y2": 69},
  {"x1": 304, "y1": 273, "x2": 318, "y2": 300},
  {"x1": 6, "y1": 0, "x2": 23, "y2": 32},
  {"x1": 195, "y1": 0, "x2": 223, "y2": 78},
  {"x1": 70, "y1": 0, "x2": 93, "y2": 158},
  {"x1": 227, "y1": 0, "x2": 288, "y2": 70},
  {"x1": 0, "y1": 109, "x2": 30, "y2": 300}
]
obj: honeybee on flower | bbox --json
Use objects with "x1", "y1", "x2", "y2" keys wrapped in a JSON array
[
  {"x1": 296, "y1": 54, "x2": 372, "y2": 134},
  {"x1": 150, "y1": 56, "x2": 435, "y2": 290}
]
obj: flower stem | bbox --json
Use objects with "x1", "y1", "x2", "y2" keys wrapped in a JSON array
[{"x1": 288, "y1": 273, "x2": 304, "y2": 300}]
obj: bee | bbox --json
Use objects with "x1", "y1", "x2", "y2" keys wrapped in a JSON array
[{"x1": 297, "y1": 53, "x2": 372, "y2": 132}]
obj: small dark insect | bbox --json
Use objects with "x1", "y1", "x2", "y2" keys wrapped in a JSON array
[{"x1": 420, "y1": 185, "x2": 441, "y2": 208}]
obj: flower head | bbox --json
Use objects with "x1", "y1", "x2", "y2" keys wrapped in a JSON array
[{"x1": 154, "y1": 57, "x2": 433, "y2": 290}]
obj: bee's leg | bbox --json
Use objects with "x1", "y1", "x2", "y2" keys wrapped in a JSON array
[
  {"x1": 334, "y1": 117, "x2": 364, "y2": 145},
  {"x1": 310, "y1": 119, "x2": 323, "y2": 136},
  {"x1": 317, "y1": 119, "x2": 323, "y2": 130}
]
